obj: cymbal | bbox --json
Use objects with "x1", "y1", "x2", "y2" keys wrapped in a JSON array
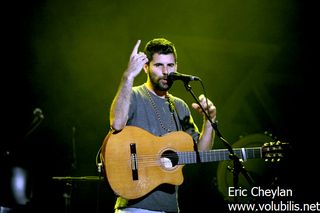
[{"x1": 52, "y1": 176, "x2": 104, "y2": 182}]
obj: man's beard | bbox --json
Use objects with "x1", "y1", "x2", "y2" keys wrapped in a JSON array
[{"x1": 148, "y1": 72, "x2": 173, "y2": 91}]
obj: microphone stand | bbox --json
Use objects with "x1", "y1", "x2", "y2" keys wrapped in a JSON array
[
  {"x1": 182, "y1": 81, "x2": 254, "y2": 202},
  {"x1": 62, "y1": 126, "x2": 77, "y2": 213}
]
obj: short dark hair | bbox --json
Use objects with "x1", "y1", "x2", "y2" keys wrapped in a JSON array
[{"x1": 143, "y1": 38, "x2": 177, "y2": 64}]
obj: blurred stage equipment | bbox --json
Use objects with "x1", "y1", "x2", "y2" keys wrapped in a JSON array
[
  {"x1": 0, "y1": 107, "x2": 44, "y2": 212},
  {"x1": 52, "y1": 176, "x2": 104, "y2": 213},
  {"x1": 216, "y1": 132, "x2": 284, "y2": 203}
]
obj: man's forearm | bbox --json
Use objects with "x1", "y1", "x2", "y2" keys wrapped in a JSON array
[
  {"x1": 198, "y1": 119, "x2": 215, "y2": 151},
  {"x1": 110, "y1": 73, "x2": 134, "y2": 131}
]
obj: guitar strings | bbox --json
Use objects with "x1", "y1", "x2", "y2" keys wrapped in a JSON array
[
  {"x1": 108, "y1": 147, "x2": 263, "y2": 167},
  {"x1": 109, "y1": 153, "x2": 183, "y2": 167}
]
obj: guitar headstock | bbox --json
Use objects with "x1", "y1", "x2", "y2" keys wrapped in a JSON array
[{"x1": 262, "y1": 141, "x2": 290, "y2": 162}]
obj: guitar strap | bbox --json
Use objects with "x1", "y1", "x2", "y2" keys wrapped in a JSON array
[{"x1": 166, "y1": 94, "x2": 180, "y2": 131}]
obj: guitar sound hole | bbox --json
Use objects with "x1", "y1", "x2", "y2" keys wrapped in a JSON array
[{"x1": 160, "y1": 150, "x2": 178, "y2": 169}]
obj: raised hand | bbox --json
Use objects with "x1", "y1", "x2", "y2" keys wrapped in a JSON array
[
  {"x1": 126, "y1": 40, "x2": 149, "y2": 79},
  {"x1": 191, "y1": 94, "x2": 216, "y2": 122}
]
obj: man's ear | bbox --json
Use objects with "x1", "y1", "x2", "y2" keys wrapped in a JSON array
[{"x1": 143, "y1": 63, "x2": 148, "y2": 74}]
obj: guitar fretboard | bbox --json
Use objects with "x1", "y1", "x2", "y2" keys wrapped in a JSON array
[{"x1": 177, "y1": 147, "x2": 262, "y2": 164}]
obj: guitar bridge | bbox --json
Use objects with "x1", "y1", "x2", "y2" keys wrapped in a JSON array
[{"x1": 130, "y1": 143, "x2": 138, "y2": 180}]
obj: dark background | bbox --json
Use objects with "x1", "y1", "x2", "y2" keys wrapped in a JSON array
[{"x1": 1, "y1": 0, "x2": 319, "y2": 212}]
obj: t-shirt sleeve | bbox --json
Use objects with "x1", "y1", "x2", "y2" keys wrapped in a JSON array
[{"x1": 176, "y1": 100, "x2": 200, "y2": 143}]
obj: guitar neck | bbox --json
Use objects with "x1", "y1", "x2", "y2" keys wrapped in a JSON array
[{"x1": 177, "y1": 147, "x2": 262, "y2": 164}]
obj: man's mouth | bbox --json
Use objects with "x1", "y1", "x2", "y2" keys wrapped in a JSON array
[{"x1": 160, "y1": 78, "x2": 168, "y2": 83}]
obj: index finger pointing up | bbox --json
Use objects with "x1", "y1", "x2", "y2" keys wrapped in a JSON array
[{"x1": 131, "y1": 40, "x2": 141, "y2": 57}]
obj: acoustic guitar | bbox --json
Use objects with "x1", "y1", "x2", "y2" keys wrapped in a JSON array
[{"x1": 100, "y1": 126, "x2": 287, "y2": 199}]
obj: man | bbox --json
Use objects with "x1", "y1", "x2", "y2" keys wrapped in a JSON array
[{"x1": 109, "y1": 38, "x2": 216, "y2": 213}]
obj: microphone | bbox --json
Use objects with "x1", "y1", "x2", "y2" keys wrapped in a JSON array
[
  {"x1": 33, "y1": 108, "x2": 44, "y2": 119},
  {"x1": 25, "y1": 108, "x2": 44, "y2": 137},
  {"x1": 168, "y1": 72, "x2": 201, "y2": 82}
]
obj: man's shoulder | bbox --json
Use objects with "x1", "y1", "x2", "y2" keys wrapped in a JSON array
[
  {"x1": 169, "y1": 94, "x2": 186, "y2": 105},
  {"x1": 132, "y1": 84, "x2": 145, "y2": 92},
  {"x1": 131, "y1": 85, "x2": 146, "y2": 100}
]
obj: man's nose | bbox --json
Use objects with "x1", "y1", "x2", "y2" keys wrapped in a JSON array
[{"x1": 162, "y1": 66, "x2": 168, "y2": 74}]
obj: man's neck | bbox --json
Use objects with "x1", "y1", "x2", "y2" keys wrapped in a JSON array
[{"x1": 144, "y1": 83, "x2": 167, "y2": 98}]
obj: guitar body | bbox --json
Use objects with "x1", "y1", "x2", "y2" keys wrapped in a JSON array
[
  {"x1": 101, "y1": 126, "x2": 195, "y2": 200},
  {"x1": 101, "y1": 126, "x2": 288, "y2": 200}
]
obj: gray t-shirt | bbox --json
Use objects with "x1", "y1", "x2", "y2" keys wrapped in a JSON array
[{"x1": 115, "y1": 84, "x2": 200, "y2": 212}]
